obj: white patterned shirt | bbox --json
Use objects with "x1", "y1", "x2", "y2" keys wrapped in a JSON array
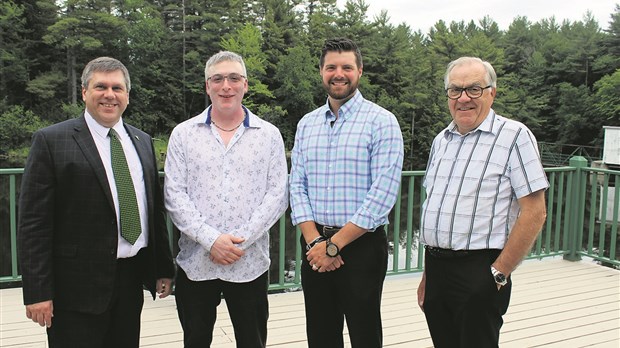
[
  {"x1": 421, "y1": 109, "x2": 549, "y2": 250},
  {"x1": 164, "y1": 106, "x2": 288, "y2": 282}
]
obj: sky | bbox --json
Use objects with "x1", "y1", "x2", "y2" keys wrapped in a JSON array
[{"x1": 336, "y1": 0, "x2": 618, "y2": 33}]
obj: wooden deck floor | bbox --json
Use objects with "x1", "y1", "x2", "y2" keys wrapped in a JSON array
[{"x1": 1, "y1": 258, "x2": 619, "y2": 347}]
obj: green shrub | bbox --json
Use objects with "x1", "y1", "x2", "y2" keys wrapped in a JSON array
[{"x1": 0, "y1": 106, "x2": 50, "y2": 151}]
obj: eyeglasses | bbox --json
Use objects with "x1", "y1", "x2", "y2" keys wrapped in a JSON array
[
  {"x1": 207, "y1": 73, "x2": 246, "y2": 85},
  {"x1": 446, "y1": 85, "x2": 492, "y2": 100}
]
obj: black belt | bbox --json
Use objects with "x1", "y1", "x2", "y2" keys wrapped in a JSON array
[
  {"x1": 424, "y1": 245, "x2": 490, "y2": 258},
  {"x1": 315, "y1": 223, "x2": 341, "y2": 238},
  {"x1": 314, "y1": 223, "x2": 385, "y2": 238}
]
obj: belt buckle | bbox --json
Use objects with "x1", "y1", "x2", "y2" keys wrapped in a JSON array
[{"x1": 322, "y1": 225, "x2": 340, "y2": 238}]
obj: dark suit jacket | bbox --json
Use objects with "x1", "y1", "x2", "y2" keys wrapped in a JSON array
[{"x1": 18, "y1": 115, "x2": 175, "y2": 314}]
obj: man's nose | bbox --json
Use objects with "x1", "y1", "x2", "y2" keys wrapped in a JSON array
[
  {"x1": 334, "y1": 67, "x2": 346, "y2": 77},
  {"x1": 103, "y1": 87, "x2": 115, "y2": 97},
  {"x1": 457, "y1": 91, "x2": 472, "y2": 102},
  {"x1": 221, "y1": 78, "x2": 232, "y2": 89}
]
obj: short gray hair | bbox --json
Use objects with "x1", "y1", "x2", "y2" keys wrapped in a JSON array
[
  {"x1": 81, "y1": 57, "x2": 131, "y2": 92},
  {"x1": 444, "y1": 57, "x2": 496, "y2": 89},
  {"x1": 204, "y1": 51, "x2": 247, "y2": 81}
]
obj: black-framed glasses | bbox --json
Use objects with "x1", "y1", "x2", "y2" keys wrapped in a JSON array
[
  {"x1": 207, "y1": 73, "x2": 246, "y2": 85},
  {"x1": 446, "y1": 85, "x2": 492, "y2": 100}
]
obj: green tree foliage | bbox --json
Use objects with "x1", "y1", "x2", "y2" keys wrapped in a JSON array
[
  {"x1": 221, "y1": 23, "x2": 273, "y2": 106},
  {"x1": 255, "y1": 0, "x2": 302, "y2": 85},
  {"x1": 0, "y1": 106, "x2": 50, "y2": 150},
  {"x1": 593, "y1": 69, "x2": 620, "y2": 126},
  {"x1": 1, "y1": 0, "x2": 59, "y2": 113},
  {"x1": 495, "y1": 52, "x2": 550, "y2": 138},
  {"x1": 44, "y1": 0, "x2": 130, "y2": 104},
  {"x1": 0, "y1": 1, "x2": 28, "y2": 107},
  {"x1": 1, "y1": 0, "x2": 618, "y2": 169},
  {"x1": 301, "y1": 0, "x2": 338, "y2": 54},
  {"x1": 274, "y1": 45, "x2": 320, "y2": 147},
  {"x1": 553, "y1": 82, "x2": 595, "y2": 145},
  {"x1": 118, "y1": 0, "x2": 181, "y2": 134}
]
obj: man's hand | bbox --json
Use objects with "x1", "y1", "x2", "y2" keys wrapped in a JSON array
[
  {"x1": 157, "y1": 278, "x2": 173, "y2": 298},
  {"x1": 26, "y1": 300, "x2": 53, "y2": 328},
  {"x1": 306, "y1": 241, "x2": 344, "y2": 272},
  {"x1": 210, "y1": 234, "x2": 245, "y2": 265},
  {"x1": 321, "y1": 255, "x2": 344, "y2": 272},
  {"x1": 417, "y1": 271, "x2": 426, "y2": 312}
]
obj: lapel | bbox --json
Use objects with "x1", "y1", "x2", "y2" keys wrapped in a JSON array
[{"x1": 71, "y1": 115, "x2": 115, "y2": 211}]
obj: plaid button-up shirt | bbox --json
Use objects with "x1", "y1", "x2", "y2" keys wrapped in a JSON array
[{"x1": 290, "y1": 91, "x2": 404, "y2": 230}]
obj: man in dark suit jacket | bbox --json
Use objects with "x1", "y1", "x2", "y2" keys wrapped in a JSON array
[{"x1": 17, "y1": 57, "x2": 175, "y2": 348}]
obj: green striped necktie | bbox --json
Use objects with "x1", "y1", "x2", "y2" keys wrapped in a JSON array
[{"x1": 109, "y1": 128, "x2": 141, "y2": 245}]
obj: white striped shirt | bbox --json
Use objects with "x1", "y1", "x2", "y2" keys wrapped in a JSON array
[{"x1": 421, "y1": 110, "x2": 549, "y2": 250}]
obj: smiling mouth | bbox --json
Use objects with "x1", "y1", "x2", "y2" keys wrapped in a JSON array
[
  {"x1": 101, "y1": 103, "x2": 117, "y2": 108},
  {"x1": 331, "y1": 80, "x2": 349, "y2": 86},
  {"x1": 457, "y1": 106, "x2": 475, "y2": 111}
]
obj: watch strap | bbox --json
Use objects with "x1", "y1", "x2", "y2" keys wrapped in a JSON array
[{"x1": 491, "y1": 266, "x2": 508, "y2": 286}]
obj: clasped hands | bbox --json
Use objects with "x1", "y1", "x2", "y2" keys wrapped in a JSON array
[
  {"x1": 306, "y1": 241, "x2": 344, "y2": 273},
  {"x1": 210, "y1": 234, "x2": 245, "y2": 265},
  {"x1": 209, "y1": 233, "x2": 344, "y2": 273}
]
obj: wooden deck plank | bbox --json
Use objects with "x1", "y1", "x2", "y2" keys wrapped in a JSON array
[{"x1": 1, "y1": 258, "x2": 618, "y2": 348}]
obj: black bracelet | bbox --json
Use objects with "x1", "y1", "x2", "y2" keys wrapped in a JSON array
[{"x1": 306, "y1": 236, "x2": 326, "y2": 251}]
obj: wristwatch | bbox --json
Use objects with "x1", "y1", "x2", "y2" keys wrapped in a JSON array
[
  {"x1": 325, "y1": 238, "x2": 340, "y2": 257},
  {"x1": 306, "y1": 236, "x2": 326, "y2": 251},
  {"x1": 491, "y1": 266, "x2": 507, "y2": 286}
]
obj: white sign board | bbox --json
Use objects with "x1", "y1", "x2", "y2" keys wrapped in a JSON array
[{"x1": 603, "y1": 126, "x2": 620, "y2": 165}]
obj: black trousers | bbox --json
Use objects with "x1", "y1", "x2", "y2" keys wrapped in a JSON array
[
  {"x1": 300, "y1": 227, "x2": 388, "y2": 348},
  {"x1": 47, "y1": 255, "x2": 144, "y2": 348},
  {"x1": 423, "y1": 248, "x2": 512, "y2": 348},
  {"x1": 175, "y1": 267, "x2": 269, "y2": 348}
]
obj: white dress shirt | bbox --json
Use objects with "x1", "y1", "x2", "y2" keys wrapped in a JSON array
[{"x1": 85, "y1": 111, "x2": 148, "y2": 258}]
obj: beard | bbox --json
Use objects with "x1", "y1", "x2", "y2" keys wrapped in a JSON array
[{"x1": 323, "y1": 77, "x2": 359, "y2": 101}]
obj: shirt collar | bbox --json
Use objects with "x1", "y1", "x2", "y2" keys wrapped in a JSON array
[
  {"x1": 84, "y1": 110, "x2": 125, "y2": 139},
  {"x1": 444, "y1": 108, "x2": 496, "y2": 138},
  {"x1": 201, "y1": 105, "x2": 259, "y2": 128},
  {"x1": 322, "y1": 90, "x2": 363, "y2": 121}
]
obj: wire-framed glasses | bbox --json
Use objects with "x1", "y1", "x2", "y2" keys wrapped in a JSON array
[{"x1": 207, "y1": 73, "x2": 246, "y2": 85}]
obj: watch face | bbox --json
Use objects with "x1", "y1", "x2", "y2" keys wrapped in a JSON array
[
  {"x1": 494, "y1": 273, "x2": 507, "y2": 284},
  {"x1": 327, "y1": 243, "x2": 338, "y2": 257}
]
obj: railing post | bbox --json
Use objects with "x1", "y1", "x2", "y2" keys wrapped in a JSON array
[{"x1": 564, "y1": 156, "x2": 587, "y2": 261}]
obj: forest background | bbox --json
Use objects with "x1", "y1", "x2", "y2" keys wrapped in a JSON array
[{"x1": 1, "y1": 0, "x2": 620, "y2": 170}]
